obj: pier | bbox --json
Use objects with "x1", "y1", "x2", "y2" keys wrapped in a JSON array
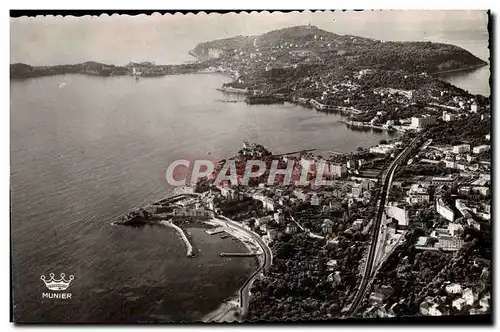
[
  {"x1": 220, "y1": 252, "x2": 259, "y2": 257},
  {"x1": 205, "y1": 227, "x2": 226, "y2": 235},
  {"x1": 160, "y1": 220, "x2": 194, "y2": 257},
  {"x1": 273, "y1": 148, "x2": 316, "y2": 157},
  {"x1": 341, "y1": 120, "x2": 396, "y2": 132}
]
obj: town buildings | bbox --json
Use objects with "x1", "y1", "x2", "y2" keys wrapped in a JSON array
[
  {"x1": 472, "y1": 145, "x2": 490, "y2": 154},
  {"x1": 436, "y1": 197, "x2": 455, "y2": 222},
  {"x1": 322, "y1": 219, "x2": 334, "y2": 235},
  {"x1": 330, "y1": 163, "x2": 347, "y2": 178},
  {"x1": 453, "y1": 144, "x2": 471, "y2": 154},
  {"x1": 406, "y1": 184, "x2": 430, "y2": 205},
  {"x1": 411, "y1": 116, "x2": 436, "y2": 129},
  {"x1": 442, "y1": 111, "x2": 456, "y2": 122}
]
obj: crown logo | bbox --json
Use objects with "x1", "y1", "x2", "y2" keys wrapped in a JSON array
[{"x1": 40, "y1": 273, "x2": 74, "y2": 291}]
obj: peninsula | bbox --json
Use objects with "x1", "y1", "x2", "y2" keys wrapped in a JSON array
[
  {"x1": 11, "y1": 25, "x2": 486, "y2": 81},
  {"x1": 10, "y1": 60, "x2": 213, "y2": 79},
  {"x1": 188, "y1": 25, "x2": 489, "y2": 127},
  {"x1": 11, "y1": 26, "x2": 488, "y2": 127}
]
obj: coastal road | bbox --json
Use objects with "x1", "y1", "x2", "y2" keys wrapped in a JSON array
[
  {"x1": 346, "y1": 135, "x2": 421, "y2": 317},
  {"x1": 217, "y1": 215, "x2": 273, "y2": 317}
]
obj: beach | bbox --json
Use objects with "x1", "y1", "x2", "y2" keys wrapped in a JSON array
[{"x1": 200, "y1": 217, "x2": 269, "y2": 322}]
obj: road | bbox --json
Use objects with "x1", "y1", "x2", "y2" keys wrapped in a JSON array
[
  {"x1": 217, "y1": 215, "x2": 273, "y2": 317},
  {"x1": 346, "y1": 135, "x2": 421, "y2": 316}
]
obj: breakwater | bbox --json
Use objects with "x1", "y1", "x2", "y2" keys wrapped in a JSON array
[{"x1": 159, "y1": 220, "x2": 194, "y2": 257}]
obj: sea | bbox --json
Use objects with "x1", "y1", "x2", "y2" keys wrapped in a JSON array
[{"x1": 10, "y1": 16, "x2": 489, "y2": 322}]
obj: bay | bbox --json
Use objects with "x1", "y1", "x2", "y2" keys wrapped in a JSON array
[{"x1": 10, "y1": 73, "x2": 395, "y2": 322}]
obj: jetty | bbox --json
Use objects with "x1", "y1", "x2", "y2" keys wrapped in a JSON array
[
  {"x1": 220, "y1": 252, "x2": 259, "y2": 257},
  {"x1": 341, "y1": 120, "x2": 396, "y2": 132},
  {"x1": 205, "y1": 227, "x2": 226, "y2": 235},
  {"x1": 273, "y1": 148, "x2": 316, "y2": 157},
  {"x1": 160, "y1": 220, "x2": 194, "y2": 257}
]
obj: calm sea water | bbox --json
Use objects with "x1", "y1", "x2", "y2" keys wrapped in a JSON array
[{"x1": 10, "y1": 73, "x2": 397, "y2": 322}]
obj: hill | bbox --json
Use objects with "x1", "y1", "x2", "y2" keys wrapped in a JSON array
[{"x1": 191, "y1": 25, "x2": 487, "y2": 74}]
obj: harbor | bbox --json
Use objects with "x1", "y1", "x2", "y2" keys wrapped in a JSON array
[{"x1": 340, "y1": 120, "x2": 397, "y2": 132}]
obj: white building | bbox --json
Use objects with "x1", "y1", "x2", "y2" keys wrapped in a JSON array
[
  {"x1": 453, "y1": 144, "x2": 471, "y2": 154},
  {"x1": 386, "y1": 204, "x2": 409, "y2": 226},
  {"x1": 471, "y1": 186, "x2": 490, "y2": 196},
  {"x1": 326, "y1": 259, "x2": 338, "y2": 271},
  {"x1": 436, "y1": 197, "x2": 455, "y2": 222},
  {"x1": 436, "y1": 236, "x2": 464, "y2": 251},
  {"x1": 310, "y1": 193, "x2": 321, "y2": 206},
  {"x1": 172, "y1": 207, "x2": 214, "y2": 220},
  {"x1": 448, "y1": 222, "x2": 464, "y2": 237},
  {"x1": 406, "y1": 184, "x2": 430, "y2": 205},
  {"x1": 273, "y1": 210, "x2": 285, "y2": 224},
  {"x1": 429, "y1": 303, "x2": 444, "y2": 316},
  {"x1": 361, "y1": 179, "x2": 374, "y2": 191},
  {"x1": 370, "y1": 144, "x2": 396, "y2": 155},
  {"x1": 220, "y1": 187, "x2": 236, "y2": 200},
  {"x1": 285, "y1": 223, "x2": 298, "y2": 234},
  {"x1": 479, "y1": 293, "x2": 490, "y2": 313},
  {"x1": 463, "y1": 288, "x2": 477, "y2": 306},
  {"x1": 432, "y1": 175, "x2": 458, "y2": 187},
  {"x1": 330, "y1": 163, "x2": 347, "y2": 178},
  {"x1": 253, "y1": 194, "x2": 275, "y2": 211},
  {"x1": 442, "y1": 111, "x2": 456, "y2": 122},
  {"x1": 446, "y1": 283, "x2": 462, "y2": 295},
  {"x1": 453, "y1": 298, "x2": 467, "y2": 311},
  {"x1": 293, "y1": 189, "x2": 307, "y2": 201},
  {"x1": 411, "y1": 116, "x2": 436, "y2": 129},
  {"x1": 322, "y1": 219, "x2": 334, "y2": 235},
  {"x1": 473, "y1": 145, "x2": 490, "y2": 154},
  {"x1": 352, "y1": 219, "x2": 363, "y2": 230},
  {"x1": 470, "y1": 103, "x2": 478, "y2": 113},
  {"x1": 416, "y1": 236, "x2": 428, "y2": 246},
  {"x1": 420, "y1": 300, "x2": 444, "y2": 316},
  {"x1": 300, "y1": 156, "x2": 314, "y2": 172},
  {"x1": 467, "y1": 218, "x2": 481, "y2": 230},
  {"x1": 444, "y1": 159, "x2": 456, "y2": 169},
  {"x1": 346, "y1": 160, "x2": 356, "y2": 169},
  {"x1": 352, "y1": 184, "x2": 362, "y2": 198}
]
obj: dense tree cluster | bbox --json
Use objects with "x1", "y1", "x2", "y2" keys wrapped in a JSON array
[
  {"x1": 396, "y1": 164, "x2": 460, "y2": 178},
  {"x1": 424, "y1": 115, "x2": 491, "y2": 146},
  {"x1": 247, "y1": 231, "x2": 370, "y2": 321}
]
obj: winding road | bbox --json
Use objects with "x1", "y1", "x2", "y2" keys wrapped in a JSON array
[{"x1": 216, "y1": 215, "x2": 273, "y2": 317}]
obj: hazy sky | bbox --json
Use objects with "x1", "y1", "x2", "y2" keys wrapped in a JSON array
[{"x1": 10, "y1": 10, "x2": 489, "y2": 66}]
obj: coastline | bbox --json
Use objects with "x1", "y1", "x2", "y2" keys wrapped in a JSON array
[
  {"x1": 201, "y1": 295, "x2": 241, "y2": 323},
  {"x1": 200, "y1": 217, "x2": 268, "y2": 322},
  {"x1": 159, "y1": 220, "x2": 194, "y2": 257},
  {"x1": 430, "y1": 62, "x2": 488, "y2": 75}
]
